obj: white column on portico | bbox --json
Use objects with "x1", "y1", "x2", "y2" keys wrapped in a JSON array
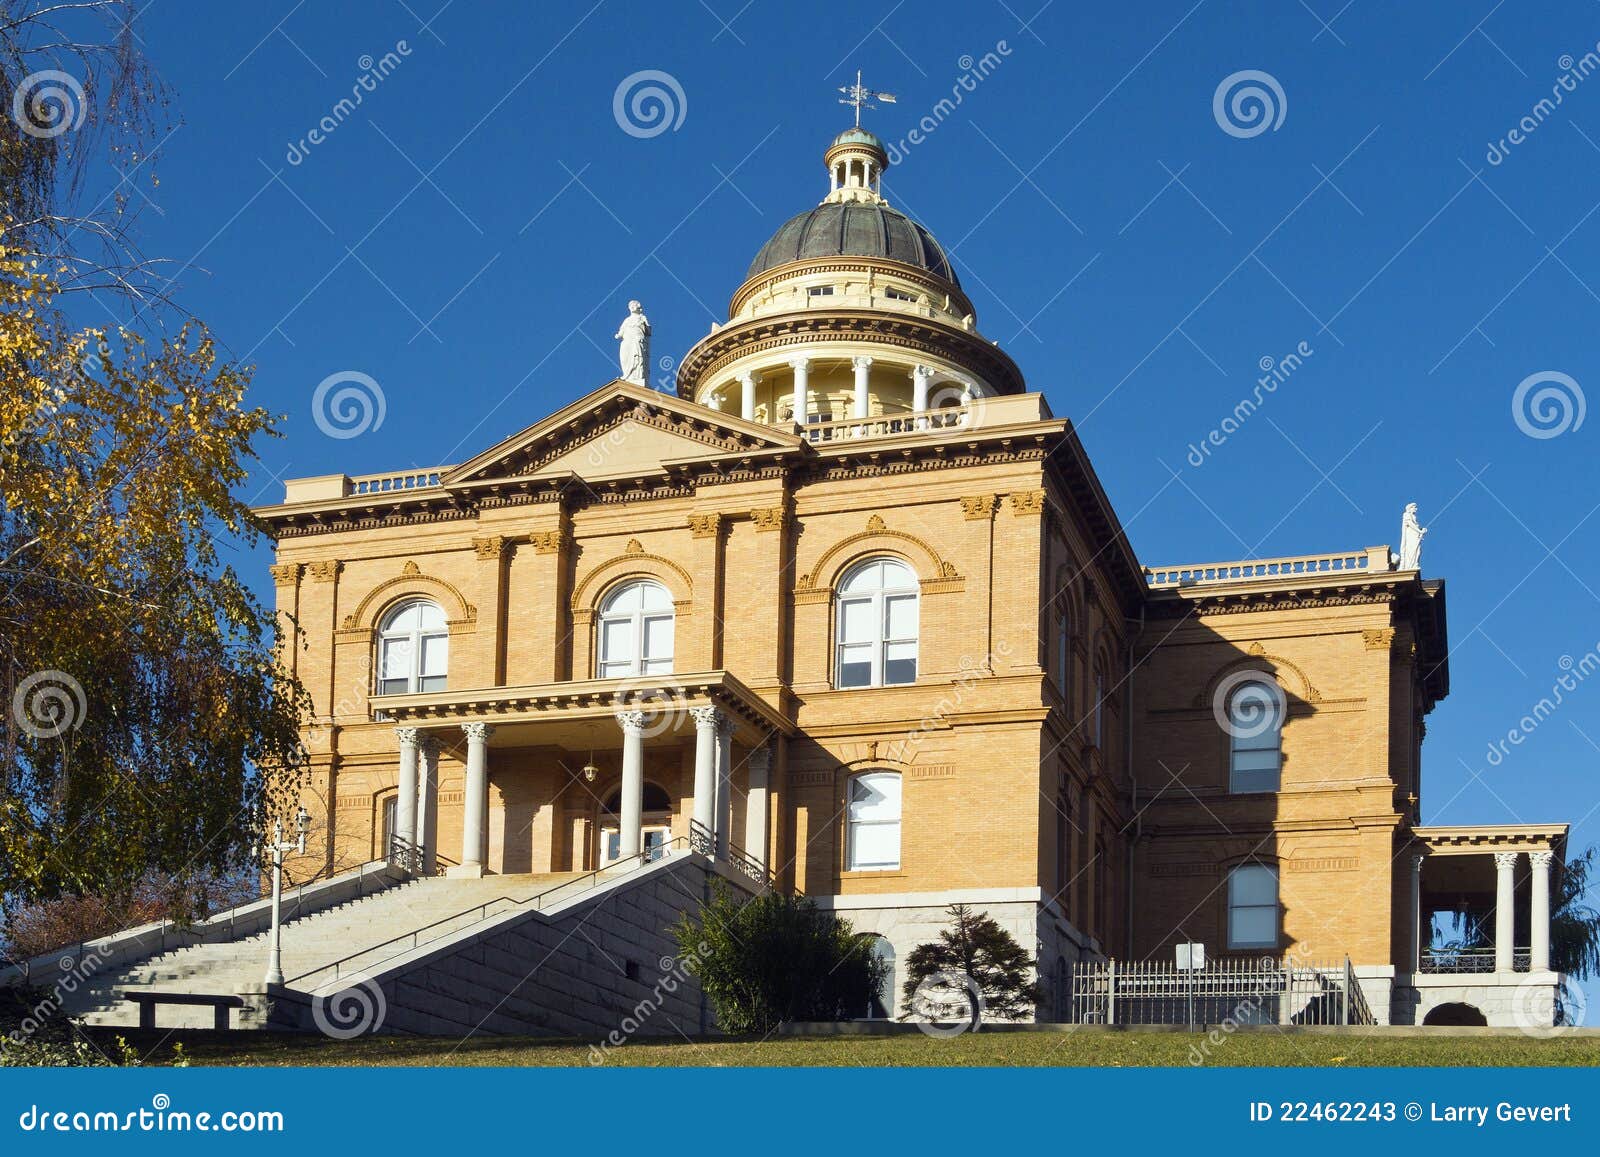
[
  {"x1": 714, "y1": 715, "x2": 734, "y2": 859},
  {"x1": 911, "y1": 364, "x2": 932, "y2": 429},
  {"x1": 1408, "y1": 854, "x2": 1424, "y2": 974},
  {"x1": 1529, "y1": 849, "x2": 1554, "y2": 972},
  {"x1": 738, "y1": 371, "x2": 757, "y2": 422},
  {"x1": 617, "y1": 709, "x2": 647, "y2": 860},
  {"x1": 745, "y1": 743, "x2": 771, "y2": 869},
  {"x1": 457, "y1": 722, "x2": 494, "y2": 877},
  {"x1": 789, "y1": 357, "x2": 811, "y2": 428},
  {"x1": 394, "y1": 728, "x2": 419, "y2": 862},
  {"x1": 851, "y1": 356, "x2": 872, "y2": 420},
  {"x1": 1494, "y1": 851, "x2": 1519, "y2": 972},
  {"x1": 417, "y1": 734, "x2": 441, "y2": 875},
  {"x1": 690, "y1": 706, "x2": 722, "y2": 847}
]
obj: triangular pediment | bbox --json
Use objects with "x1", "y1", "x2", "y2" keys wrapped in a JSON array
[{"x1": 442, "y1": 379, "x2": 804, "y2": 486}]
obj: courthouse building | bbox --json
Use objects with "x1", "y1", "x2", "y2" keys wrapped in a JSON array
[{"x1": 219, "y1": 125, "x2": 1572, "y2": 1031}]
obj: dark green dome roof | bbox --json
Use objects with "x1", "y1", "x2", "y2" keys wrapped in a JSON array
[
  {"x1": 746, "y1": 202, "x2": 959, "y2": 286},
  {"x1": 830, "y1": 127, "x2": 884, "y2": 151}
]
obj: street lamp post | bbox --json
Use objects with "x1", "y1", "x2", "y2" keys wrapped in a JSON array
[{"x1": 264, "y1": 806, "x2": 309, "y2": 987}]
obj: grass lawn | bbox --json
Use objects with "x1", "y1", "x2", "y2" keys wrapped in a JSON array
[{"x1": 101, "y1": 1028, "x2": 1600, "y2": 1067}]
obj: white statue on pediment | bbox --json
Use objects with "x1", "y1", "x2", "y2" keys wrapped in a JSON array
[
  {"x1": 615, "y1": 300, "x2": 650, "y2": 385},
  {"x1": 1397, "y1": 502, "x2": 1426, "y2": 571}
]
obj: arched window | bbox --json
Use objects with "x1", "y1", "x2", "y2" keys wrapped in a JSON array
[
  {"x1": 1091, "y1": 659, "x2": 1107, "y2": 747},
  {"x1": 597, "y1": 580, "x2": 674, "y2": 677},
  {"x1": 377, "y1": 599, "x2": 448, "y2": 694},
  {"x1": 1228, "y1": 679, "x2": 1284, "y2": 793},
  {"x1": 1228, "y1": 863, "x2": 1279, "y2": 949},
  {"x1": 598, "y1": 782, "x2": 673, "y2": 867},
  {"x1": 835, "y1": 557, "x2": 918, "y2": 688},
  {"x1": 864, "y1": 935, "x2": 896, "y2": 1019},
  {"x1": 1055, "y1": 605, "x2": 1071, "y2": 701},
  {"x1": 846, "y1": 771, "x2": 901, "y2": 871}
]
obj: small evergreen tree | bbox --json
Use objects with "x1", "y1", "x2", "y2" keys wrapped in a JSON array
[
  {"x1": 901, "y1": 903, "x2": 1043, "y2": 1025},
  {"x1": 671, "y1": 884, "x2": 885, "y2": 1034}
]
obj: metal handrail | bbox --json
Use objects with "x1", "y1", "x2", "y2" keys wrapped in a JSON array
[{"x1": 291, "y1": 831, "x2": 704, "y2": 986}]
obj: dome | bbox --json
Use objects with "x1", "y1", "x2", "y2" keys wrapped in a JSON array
[
  {"x1": 830, "y1": 127, "x2": 884, "y2": 151},
  {"x1": 746, "y1": 203, "x2": 959, "y2": 286}
]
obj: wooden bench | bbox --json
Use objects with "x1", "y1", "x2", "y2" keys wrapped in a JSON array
[{"x1": 121, "y1": 991, "x2": 245, "y2": 1030}]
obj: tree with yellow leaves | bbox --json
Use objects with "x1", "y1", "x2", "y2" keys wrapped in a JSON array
[{"x1": 0, "y1": 3, "x2": 310, "y2": 926}]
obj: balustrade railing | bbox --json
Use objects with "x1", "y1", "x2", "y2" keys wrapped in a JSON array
[
  {"x1": 1144, "y1": 547, "x2": 1390, "y2": 588},
  {"x1": 347, "y1": 468, "x2": 447, "y2": 496},
  {"x1": 1418, "y1": 947, "x2": 1532, "y2": 974},
  {"x1": 802, "y1": 405, "x2": 971, "y2": 444}
]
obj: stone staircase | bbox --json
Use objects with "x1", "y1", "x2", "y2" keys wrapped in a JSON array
[{"x1": 63, "y1": 873, "x2": 579, "y2": 1029}]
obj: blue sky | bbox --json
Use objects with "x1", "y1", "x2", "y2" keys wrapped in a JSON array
[{"x1": 114, "y1": 3, "x2": 1598, "y2": 875}]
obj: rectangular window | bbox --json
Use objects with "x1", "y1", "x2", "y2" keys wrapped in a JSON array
[
  {"x1": 1228, "y1": 864, "x2": 1279, "y2": 949},
  {"x1": 381, "y1": 796, "x2": 397, "y2": 857},
  {"x1": 807, "y1": 285, "x2": 835, "y2": 297},
  {"x1": 378, "y1": 637, "x2": 412, "y2": 696},
  {"x1": 885, "y1": 287, "x2": 916, "y2": 301},
  {"x1": 418, "y1": 634, "x2": 448, "y2": 692}
]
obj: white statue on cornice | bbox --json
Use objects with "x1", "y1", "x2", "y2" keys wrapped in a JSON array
[
  {"x1": 614, "y1": 300, "x2": 650, "y2": 385},
  {"x1": 1397, "y1": 502, "x2": 1427, "y2": 571}
]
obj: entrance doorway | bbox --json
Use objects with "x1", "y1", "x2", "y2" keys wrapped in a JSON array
[{"x1": 596, "y1": 782, "x2": 673, "y2": 867}]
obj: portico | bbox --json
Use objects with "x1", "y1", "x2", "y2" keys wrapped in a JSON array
[
  {"x1": 372, "y1": 671, "x2": 789, "y2": 880},
  {"x1": 1400, "y1": 824, "x2": 1569, "y2": 1026}
]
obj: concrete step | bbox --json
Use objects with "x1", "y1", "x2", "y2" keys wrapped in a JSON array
[{"x1": 65, "y1": 872, "x2": 583, "y2": 1027}]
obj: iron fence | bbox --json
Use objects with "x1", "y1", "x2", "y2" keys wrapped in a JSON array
[{"x1": 1071, "y1": 956, "x2": 1376, "y2": 1027}]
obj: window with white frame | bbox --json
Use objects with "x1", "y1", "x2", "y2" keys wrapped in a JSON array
[
  {"x1": 846, "y1": 771, "x2": 901, "y2": 871},
  {"x1": 1228, "y1": 679, "x2": 1285, "y2": 793},
  {"x1": 1227, "y1": 863, "x2": 1279, "y2": 949},
  {"x1": 597, "y1": 580, "x2": 674, "y2": 678},
  {"x1": 835, "y1": 557, "x2": 918, "y2": 688},
  {"x1": 377, "y1": 600, "x2": 449, "y2": 695}
]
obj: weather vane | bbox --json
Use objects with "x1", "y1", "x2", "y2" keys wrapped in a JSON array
[{"x1": 838, "y1": 69, "x2": 896, "y2": 127}]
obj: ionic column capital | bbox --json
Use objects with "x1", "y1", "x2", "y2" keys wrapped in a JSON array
[
  {"x1": 616, "y1": 709, "x2": 648, "y2": 737},
  {"x1": 461, "y1": 722, "x2": 495, "y2": 744},
  {"x1": 851, "y1": 355, "x2": 874, "y2": 371},
  {"x1": 787, "y1": 356, "x2": 810, "y2": 372},
  {"x1": 1493, "y1": 851, "x2": 1521, "y2": 871},
  {"x1": 736, "y1": 369, "x2": 760, "y2": 386},
  {"x1": 1529, "y1": 850, "x2": 1555, "y2": 869},
  {"x1": 691, "y1": 705, "x2": 724, "y2": 731},
  {"x1": 396, "y1": 727, "x2": 420, "y2": 750}
]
